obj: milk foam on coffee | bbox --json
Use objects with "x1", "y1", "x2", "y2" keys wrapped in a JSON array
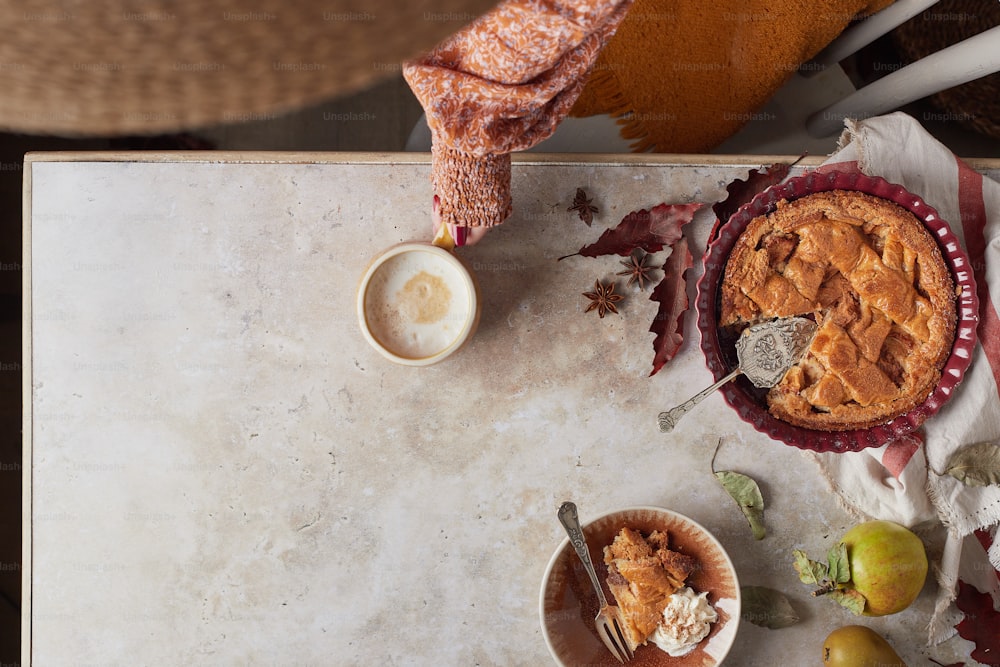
[{"x1": 364, "y1": 249, "x2": 472, "y2": 359}]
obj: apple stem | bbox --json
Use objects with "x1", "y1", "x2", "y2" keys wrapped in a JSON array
[{"x1": 810, "y1": 581, "x2": 837, "y2": 597}]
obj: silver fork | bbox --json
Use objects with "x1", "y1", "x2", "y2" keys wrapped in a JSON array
[{"x1": 558, "y1": 501, "x2": 634, "y2": 664}]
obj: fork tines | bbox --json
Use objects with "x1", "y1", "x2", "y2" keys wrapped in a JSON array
[{"x1": 602, "y1": 615, "x2": 634, "y2": 663}]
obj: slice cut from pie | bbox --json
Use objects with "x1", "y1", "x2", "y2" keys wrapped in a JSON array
[{"x1": 603, "y1": 527, "x2": 698, "y2": 648}]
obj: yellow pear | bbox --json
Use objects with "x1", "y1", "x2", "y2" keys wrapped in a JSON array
[{"x1": 822, "y1": 625, "x2": 907, "y2": 666}]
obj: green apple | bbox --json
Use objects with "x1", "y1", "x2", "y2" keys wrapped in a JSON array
[
  {"x1": 793, "y1": 519, "x2": 928, "y2": 616},
  {"x1": 841, "y1": 520, "x2": 927, "y2": 616}
]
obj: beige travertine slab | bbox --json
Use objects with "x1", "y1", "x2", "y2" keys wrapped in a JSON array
[{"x1": 25, "y1": 153, "x2": 992, "y2": 665}]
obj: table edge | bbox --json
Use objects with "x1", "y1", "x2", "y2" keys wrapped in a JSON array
[
  {"x1": 21, "y1": 150, "x2": 1000, "y2": 169},
  {"x1": 20, "y1": 151, "x2": 32, "y2": 664}
]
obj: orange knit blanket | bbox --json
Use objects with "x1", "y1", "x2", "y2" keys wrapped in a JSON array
[{"x1": 571, "y1": 0, "x2": 893, "y2": 152}]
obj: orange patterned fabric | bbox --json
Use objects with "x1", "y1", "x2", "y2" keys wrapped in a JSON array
[{"x1": 403, "y1": 0, "x2": 634, "y2": 228}]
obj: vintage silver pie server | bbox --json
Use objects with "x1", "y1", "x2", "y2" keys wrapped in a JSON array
[{"x1": 658, "y1": 316, "x2": 817, "y2": 433}]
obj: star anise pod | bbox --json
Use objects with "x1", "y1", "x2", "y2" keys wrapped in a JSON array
[
  {"x1": 583, "y1": 279, "x2": 624, "y2": 318},
  {"x1": 617, "y1": 250, "x2": 657, "y2": 290},
  {"x1": 568, "y1": 187, "x2": 598, "y2": 226}
]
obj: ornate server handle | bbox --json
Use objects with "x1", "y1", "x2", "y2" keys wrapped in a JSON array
[{"x1": 657, "y1": 368, "x2": 742, "y2": 433}]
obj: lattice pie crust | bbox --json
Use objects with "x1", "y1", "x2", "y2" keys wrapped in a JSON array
[{"x1": 720, "y1": 190, "x2": 957, "y2": 431}]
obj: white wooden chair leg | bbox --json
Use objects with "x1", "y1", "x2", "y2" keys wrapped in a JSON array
[
  {"x1": 807, "y1": 24, "x2": 1000, "y2": 137},
  {"x1": 806, "y1": 0, "x2": 941, "y2": 71}
]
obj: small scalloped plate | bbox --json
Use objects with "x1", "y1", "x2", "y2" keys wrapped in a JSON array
[
  {"x1": 539, "y1": 506, "x2": 740, "y2": 667},
  {"x1": 697, "y1": 169, "x2": 979, "y2": 453}
]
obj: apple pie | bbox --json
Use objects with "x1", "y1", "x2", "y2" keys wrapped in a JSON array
[
  {"x1": 603, "y1": 527, "x2": 698, "y2": 648},
  {"x1": 720, "y1": 189, "x2": 957, "y2": 431}
]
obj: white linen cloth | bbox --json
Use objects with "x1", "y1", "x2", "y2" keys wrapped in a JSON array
[{"x1": 807, "y1": 112, "x2": 1000, "y2": 644}]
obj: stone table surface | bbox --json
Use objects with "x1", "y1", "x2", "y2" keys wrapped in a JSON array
[{"x1": 23, "y1": 152, "x2": 998, "y2": 666}]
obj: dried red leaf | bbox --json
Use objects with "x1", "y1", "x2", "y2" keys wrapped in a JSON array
[
  {"x1": 709, "y1": 158, "x2": 801, "y2": 242},
  {"x1": 648, "y1": 234, "x2": 693, "y2": 376},
  {"x1": 560, "y1": 202, "x2": 703, "y2": 260},
  {"x1": 955, "y1": 579, "x2": 1000, "y2": 666}
]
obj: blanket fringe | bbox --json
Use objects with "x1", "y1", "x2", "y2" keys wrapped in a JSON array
[
  {"x1": 926, "y1": 471, "x2": 1000, "y2": 560},
  {"x1": 927, "y1": 527, "x2": 963, "y2": 645},
  {"x1": 925, "y1": 474, "x2": 956, "y2": 529},
  {"x1": 838, "y1": 117, "x2": 874, "y2": 175},
  {"x1": 572, "y1": 67, "x2": 653, "y2": 152}
]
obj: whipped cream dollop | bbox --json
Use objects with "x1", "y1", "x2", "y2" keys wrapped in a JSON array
[{"x1": 650, "y1": 586, "x2": 718, "y2": 656}]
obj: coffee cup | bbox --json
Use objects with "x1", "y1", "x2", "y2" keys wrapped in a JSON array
[{"x1": 357, "y1": 231, "x2": 480, "y2": 366}]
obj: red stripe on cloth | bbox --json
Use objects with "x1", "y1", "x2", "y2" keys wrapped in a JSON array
[
  {"x1": 882, "y1": 433, "x2": 920, "y2": 479},
  {"x1": 816, "y1": 160, "x2": 861, "y2": 175},
  {"x1": 956, "y1": 158, "x2": 1000, "y2": 386}
]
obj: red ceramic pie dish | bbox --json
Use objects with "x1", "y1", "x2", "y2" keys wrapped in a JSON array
[{"x1": 696, "y1": 169, "x2": 979, "y2": 453}]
